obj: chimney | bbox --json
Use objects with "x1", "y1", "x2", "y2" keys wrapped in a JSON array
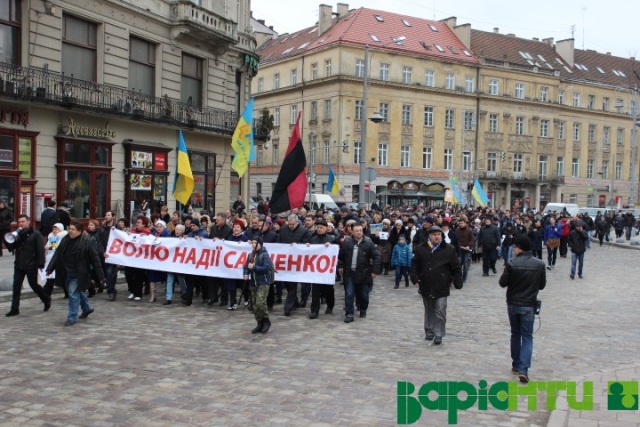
[
  {"x1": 258, "y1": 19, "x2": 265, "y2": 25},
  {"x1": 493, "y1": 27, "x2": 499, "y2": 33},
  {"x1": 532, "y1": 37, "x2": 539, "y2": 41},
  {"x1": 318, "y1": 4, "x2": 333, "y2": 35},
  {"x1": 631, "y1": 57, "x2": 635, "y2": 61},
  {"x1": 556, "y1": 38, "x2": 575, "y2": 67},
  {"x1": 337, "y1": 3, "x2": 349, "y2": 18},
  {"x1": 542, "y1": 37, "x2": 554, "y2": 46},
  {"x1": 507, "y1": 33, "x2": 515, "y2": 37}
]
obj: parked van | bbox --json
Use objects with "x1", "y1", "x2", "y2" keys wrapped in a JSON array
[
  {"x1": 304, "y1": 194, "x2": 339, "y2": 212},
  {"x1": 542, "y1": 203, "x2": 580, "y2": 216}
]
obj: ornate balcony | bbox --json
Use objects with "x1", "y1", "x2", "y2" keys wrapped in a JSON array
[
  {"x1": 477, "y1": 170, "x2": 564, "y2": 184},
  {"x1": 0, "y1": 62, "x2": 269, "y2": 140},
  {"x1": 170, "y1": 0, "x2": 237, "y2": 49}
]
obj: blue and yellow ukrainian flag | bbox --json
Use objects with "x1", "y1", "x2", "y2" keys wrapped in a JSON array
[
  {"x1": 327, "y1": 166, "x2": 341, "y2": 195},
  {"x1": 231, "y1": 98, "x2": 255, "y2": 177},
  {"x1": 472, "y1": 178, "x2": 489, "y2": 206},
  {"x1": 172, "y1": 130, "x2": 194, "y2": 205},
  {"x1": 449, "y1": 176, "x2": 462, "y2": 204}
]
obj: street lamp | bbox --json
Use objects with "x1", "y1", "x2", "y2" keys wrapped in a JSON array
[{"x1": 358, "y1": 44, "x2": 384, "y2": 209}]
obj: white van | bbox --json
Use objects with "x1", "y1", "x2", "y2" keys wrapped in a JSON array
[
  {"x1": 304, "y1": 194, "x2": 339, "y2": 212},
  {"x1": 543, "y1": 203, "x2": 580, "y2": 216}
]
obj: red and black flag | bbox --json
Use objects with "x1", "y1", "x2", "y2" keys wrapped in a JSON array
[{"x1": 270, "y1": 112, "x2": 307, "y2": 214}]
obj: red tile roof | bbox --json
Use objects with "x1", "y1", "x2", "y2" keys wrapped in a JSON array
[{"x1": 258, "y1": 7, "x2": 479, "y2": 66}]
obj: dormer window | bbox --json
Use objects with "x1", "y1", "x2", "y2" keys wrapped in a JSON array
[{"x1": 374, "y1": 14, "x2": 384, "y2": 22}]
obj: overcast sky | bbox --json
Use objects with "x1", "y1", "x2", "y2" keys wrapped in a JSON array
[{"x1": 251, "y1": 0, "x2": 640, "y2": 59}]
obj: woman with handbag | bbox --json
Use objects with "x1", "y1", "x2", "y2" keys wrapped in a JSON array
[{"x1": 543, "y1": 217, "x2": 562, "y2": 270}]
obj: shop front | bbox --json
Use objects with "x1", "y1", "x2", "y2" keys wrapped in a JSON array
[
  {"x1": 123, "y1": 140, "x2": 172, "y2": 219},
  {"x1": 378, "y1": 180, "x2": 445, "y2": 208}
]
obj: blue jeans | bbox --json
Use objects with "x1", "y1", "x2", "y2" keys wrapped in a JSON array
[
  {"x1": 344, "y1": 273, "x2": 370, "y2": 318},
  {"x1": 67, "y1": 277, "x2": 92, "y2": 322},
  {"x1": 571, "y1": 252, "x2": 585, "y2": 277},
  {"x1": 394, "y1": 265, "x2": 409, "y2": 286},
  {"x1": 585, "y1": 231, "x2": 592, "y2": 248},
  {"x1": 508, "y1": 304, "x2": 535, "y2": 374},
  {"x1": 459, "y1": 251, "x2": 471, "y2": 281},
  {"x1": 503, "y1": 244, "x2": 514, "y2": 263},
  {"x1": 166, "y1": 273, "x2": 186, "y2": 301},
  {"x1": 105, "y1": 264, "x2": 118, "y2": 294}
]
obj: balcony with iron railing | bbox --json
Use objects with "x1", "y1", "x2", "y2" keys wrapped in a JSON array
[
  {"x1": 0, "y1": 62, "x2": 269, "y2": 140},
  {"x1": 477, "y1": 170, "x2": 564, "y2": 184}
]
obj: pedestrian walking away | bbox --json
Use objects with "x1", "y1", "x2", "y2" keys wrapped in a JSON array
[{"x1": 499, "y1": 235, "x2": 546, "y2": 384}]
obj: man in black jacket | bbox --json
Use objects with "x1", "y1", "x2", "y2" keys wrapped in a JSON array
[
  {"x1": 477, "y1": 217, "x2": 501, "y2": 276},
  {"x1": 278, "y1": 213, "x2": 310, "y2": 316},
  {"x1": 499, "y1": 235, "x2": 546, "y2": 384},
  {"x1": 307, "y1": 219, "x2": 337, "y2": 319},
  {"x1": 410, "y1": 225, "x2": 462, "y2": 345},
  {"x1": 568, "y1": 221, "x2": 589, "y2": 279},
  {"x1": 39, "y1": 200, "x2": 57, "y2": 238},
  {"x1": 5, "y1": 215, "x2": 51, "y2": 316},
  {"x1": 338, "y1": 224, "x2": 381, "y2": 323},
  {"x1": 207, "y1": 212, "x2": 233, "y2": 305}
]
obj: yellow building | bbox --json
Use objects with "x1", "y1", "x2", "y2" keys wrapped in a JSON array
[{"x1": 251, "y1": 4, "x2": 639, "y2": 211}]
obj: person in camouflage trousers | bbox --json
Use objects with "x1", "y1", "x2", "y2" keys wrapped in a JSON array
[{"x1": 244, "y1": 236, "x2": 273, "y2": 333}]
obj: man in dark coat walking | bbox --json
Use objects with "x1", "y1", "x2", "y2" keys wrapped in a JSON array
[
  {"x1": 410, "y1": 225, "x2": 463, "y2": 345},
  {"x1": 5, "y1": 214, "x2": 51, "y2": 316}
]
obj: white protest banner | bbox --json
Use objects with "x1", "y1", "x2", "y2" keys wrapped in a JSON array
[{"x1": 105, "y1": 230, "x2": 339, "y2": 285}]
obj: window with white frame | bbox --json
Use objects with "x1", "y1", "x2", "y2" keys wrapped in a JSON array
[
  {"x1": 516, "y1": 117, "x2": 525, "y2": 135},
  {"x1": 425, "y1": 70, "x2": 435, "y2": 87},
  {"x1": 323, "y1": 141, "x2": 330, "y2": 163},
  {"x1": 379, "y1": 102, "x2": 389, "y2": 122},
  {"x1": 290, "y1": 68, "x2": 297, "y2": 85},
  {"x1": 540, "y1": 86, "x2": 549, "y2": 101},
  {"x1": 445, "y1": 109, "x2": 454, "y2": 128},
  {"x1": 272, "y1": 144, "x2": 279, "y2": 166},
  {"x1": 569, "y1": 194, "x2": 577, "y2": 204},
  {"x1": 400, "y1": 145, "x2": 411, "y2": 167},
  {"x1": 273, "y1": 73, "x2": 280, "y2": 89},
  {"x1": 515, "y1": 82, "x2": 525, "y2": 99},
  {"x1": 422, "y1": 146, "x2": 432, "y2": 169},
  {"x1": 603, "y1": 126, "x2": 610, "y2": 144},
  {"x1": 355, "y1": 59, "x2": 364, "y2": 78},
  {"x1": 257, "y1": 77, "x2": 264, "y2": 92},
  {"x1": 462, "y1": 151, "x2": 472, "y2": 171},
  {"x1": 465, "y1": 76, "x2": 474, "y2": 92},
  {"x1": 464, "y1": 111, "x2": 475, "y2": 130},
  {"x1": 402, "y1": 104, "x2": 412, "y2": 125},
  {"x1": 311, "y1": 63, "x2": 318, "y2": 79},
  {"x1": 444, "y1": 149, "x2": 453, "y2": 170},
  {"x1": 601, "y1": 159, "x2": 609, "y2": 178},
  {"x1": 489, "y1": 114, "x2": 499, "y2": 133},
  {"x1": 256, "y1": 146, "x2": 263, "y2": 165},
  {"x1": 557, "y1": 121, "x2": 566, "y2": 140},
  {"x1": 540, "y1": 119, "x2": 550, "y2": 137},
  {"x1": 573, "y1": 92, "x2": 581, "y2": 107},
  {"x1": 487, "y1": 152, "x2": 497, "y2": 172},
  {"x1": 513, "y1": 153, "x2": 523, "y2": 172},
  {"x1": 324, "y1": 100, "x2": 331, "y2": 120},
  {"x1": 310, "y1": 101, "x2": 318, "y2": 121},
  {"x1": 273, "y1": 107, "x2": 280, "y2": 126},
  {"x1": 290, "y1": 104, "x2": 297, "y2": 124},
  {"x1": 587, "y1": 159, "x2": 594, "y2": 178},
  {"x1": 616, "y1": 161, "x2": 622, "y2": 180},
  {"x1": 539, "y1": 155, "x2": 548, "y2": 178},
  {"x1": 489, "y1": 79, "x2": 499, "y2": 95},
  {"x1": 603, "y1": 97, "x2": 610, "y2": 111},
  {"x1": 378, "y1": 143, "x2": 388, "y2": 166},
  {"x1": 573, "y1": 123, "x2": 581, "y2": 141},
  {"x1": 309, "y1": 134, "x2": 317, "y2": 164},
  {"x1": 423, "y1": 106, "x2": 434, "y2": 126},
  {"x1": 325, "y1": 59, "x2": 332, "y2": 76},
  {"x1": 402, "y1": 66, "x2": 412, "y2": 84},
  {"x1": 355, "y1": 99, "x2": 363, "y2": 121},
  {"x1": 586, "y1": 194, "x2": 594, "y2": 206},
  {"x1": 445, "y1": 73, "x2": 455, "y2": 90},
  {"x1": 380, "y1": 63, "x2": 390, "y2": 81},
  {"x1": 557, "y1": 156, "x2": 564, "y2": 176},
  {"x1": 571, "y1": 158, "x2": 579, "y2": 177},
  {"x1": 557, "y1": 90, "x2": 565, "y2": 104},
  {"x1": 353, "y1": 141, "x2": 361, "y2": 164},
  {"x1": 588, "y1": 124, "x2": 596, "y2": 142},
  {"x1": 617, "y1": 128, "x2": 624, "y2": 145},
  {"x1": 588, "y1": 94, "x2": 595, "y2": 109}
]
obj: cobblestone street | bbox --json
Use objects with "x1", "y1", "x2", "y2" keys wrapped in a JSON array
[{"x1": 1, "y1": 242, "x2": 639, "y2": 426}]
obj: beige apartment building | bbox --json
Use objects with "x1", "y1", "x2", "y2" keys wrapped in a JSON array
[
  {"x1": 0, "y1": 0, "x2": 260, "y2": 225},
  {"x1": 251, "y1": 3, "x2": 639, "y2": 211}
]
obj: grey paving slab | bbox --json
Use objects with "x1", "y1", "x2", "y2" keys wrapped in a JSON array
[{"x1": 0, "y1": 242, "x2": 639, "y2": 426}]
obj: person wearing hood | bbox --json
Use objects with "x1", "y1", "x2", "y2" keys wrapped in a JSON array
[
  {"x1": 390, "y1": 234, "x2": 412, "y2": 289},
  {"x1": 244, "y1": 237, "x2": 273, "y2": 333},
  {"x1": 43, "y1": 223, "x2": 69, "y2": 299}
]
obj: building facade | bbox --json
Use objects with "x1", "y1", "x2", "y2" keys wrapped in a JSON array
[
  {"x1": 0, "y1": 0, "x2": 260, "y2": 226},
  {"x1": 251, "y1": 3, "x2": 639, "y2": 211}
]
